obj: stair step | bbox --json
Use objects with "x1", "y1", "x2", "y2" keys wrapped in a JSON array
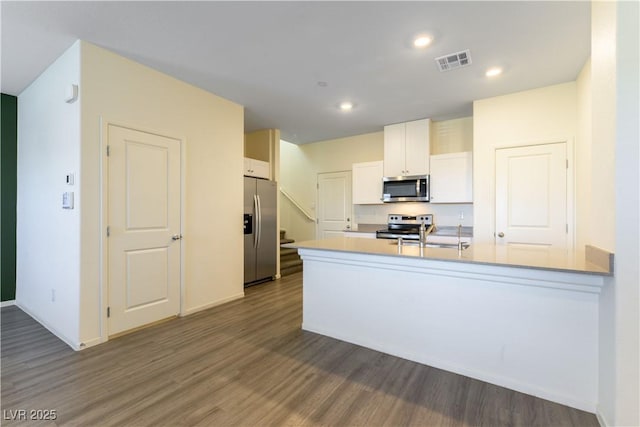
[
  {"x1": 278, "y1": 235, "x2": 301, "y2": 277},
  {"x1": 280, "y1": 257, "x2": 303, "y2": 276},
  {"x1": 281, "y1": 253, "x2": 300, "y2": 264},
  {"x1": 281, "y1": 259, "x2": 303, "y2": 269},
  {"x1": 281, "y1": 264, "x2": 303, "y2": 276}
]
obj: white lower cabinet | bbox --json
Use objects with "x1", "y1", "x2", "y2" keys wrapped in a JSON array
[
  {"x1": 429, "y1": 152, "x2": 472, "y2": 203},
  {"x1": 352, "y1": 161, "x2": 383, "y2": 204}
]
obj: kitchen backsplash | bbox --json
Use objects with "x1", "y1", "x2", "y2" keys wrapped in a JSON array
[{"x1": 354, "y1": 203, "x2": 473, "y2": 227}]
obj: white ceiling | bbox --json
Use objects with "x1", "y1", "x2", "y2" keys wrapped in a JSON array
[{"x1": 1, "y1": 1, "x2": 591, "y2": 144}]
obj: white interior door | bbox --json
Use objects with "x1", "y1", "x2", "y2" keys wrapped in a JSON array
[
  {"x1": 107, "y1": 125, "x2": 181, "y2": 336},
  {"x1": 495, "y1": 142, "x2": 567, "y2": 247},
  {"x1": 317, "y1": 171, "x2": 352, "y2": 239}
]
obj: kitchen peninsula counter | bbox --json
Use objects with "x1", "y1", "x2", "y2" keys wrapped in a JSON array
[
  {"x1": 287, "y1": 237, "x2": 612, "y2": 414},
  {"x1": 288, "y1": 237, "x2": 612, "y2": 276}
]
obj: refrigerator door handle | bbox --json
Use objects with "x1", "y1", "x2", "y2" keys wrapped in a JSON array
[
  {"x1": 253, "y1": 195, "x2": 259, "y2": 248},
  {"x1": 256, "y1": 195, "x2": 262, "y2": 248}
]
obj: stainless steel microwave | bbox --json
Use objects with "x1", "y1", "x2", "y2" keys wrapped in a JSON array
[{"x1": 382, "y1": 175, "x2": 430, "y2": 203}]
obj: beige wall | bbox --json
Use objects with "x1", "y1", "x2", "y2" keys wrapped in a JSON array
[
  {"x1": 280, "y1": 131, "x2": 384, "y2": 241},
  {"x1": 431, "y1": 117, "x2": 473, "y2": 154},
  {"x1": 576, "y1": 59, "x2": 593, "y2": 251},
  {"x1": 245, "y1": 130, "x2": 271, "y2": 162},
  {"x1": 472, "y1": 82, "x2": 578, "y2": 244},
  {"x1": 80, "y1": 42, "x2": 244, "y2": 345},
  {"x1": 590, "y1": 1, "x2": 617, "y2": 254}
]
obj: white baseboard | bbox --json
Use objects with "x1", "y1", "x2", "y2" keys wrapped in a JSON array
[
  {"x1": 1, "y1": 300, "x2": 16, "y2": 308},
  {"x1": 181, "y1": 292, "x2": 244, "y2": 316},
  {"x1": 15, "y1": 302, "x2": 82, "y2": 351},
  {"x1": 596, "y1": 405, "x2": 610, "y2": 427},
  {"x1": 78, "y1": 336, "x2": 105, "y2": 350}
]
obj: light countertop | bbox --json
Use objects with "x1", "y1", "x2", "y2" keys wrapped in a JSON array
[
  {"x1": 343, "y1": 224, "x2": 384, "y2": 233},
  {"x1": 286, "y1": 237, "x2": 613, "y2": 276}
]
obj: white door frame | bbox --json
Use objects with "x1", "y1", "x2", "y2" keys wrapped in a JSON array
[
  {"x1": 99, "y1": 118, "x2": 186, "y2": 343},
  {"x1": 490, "y1": 137, "x2": 575, "y2": 249}
]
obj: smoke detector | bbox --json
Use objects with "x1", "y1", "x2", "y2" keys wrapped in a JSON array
[{"x1": 435, "y1": 49, "x2": 472, "y2": 72}]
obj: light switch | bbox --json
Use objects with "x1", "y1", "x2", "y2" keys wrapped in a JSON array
[
  {"x1": 62, "y1": 192, "x2": 74, "y2": 209},
  {"x1": 66, "y1": 173, "x2": 74, "y2": 185}
]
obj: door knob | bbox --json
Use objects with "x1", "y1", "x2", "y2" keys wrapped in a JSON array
[
  {"x1": 497, "y1": 232, "x2": 505, "y2": 238},
  {"x1": 172, "y1": 234, "x2": 182, "y2": 241}
]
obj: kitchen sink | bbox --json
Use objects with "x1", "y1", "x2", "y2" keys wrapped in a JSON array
[{"x1": 390, "y1": 241, "x2": 470, "y2": 250}]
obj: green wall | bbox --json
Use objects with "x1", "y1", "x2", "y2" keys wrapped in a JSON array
[{"x1": 1, "y1": 93, "x2": 17, "y2": 302}]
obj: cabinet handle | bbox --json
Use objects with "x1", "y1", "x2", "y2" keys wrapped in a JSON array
[{"x1": 498, "y1": 232, "x2": 505, "y2": 238}]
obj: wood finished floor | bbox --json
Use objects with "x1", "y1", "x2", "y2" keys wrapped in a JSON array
[{"x1": 2, "y1": 272, "x2": 599, "y2": 427}]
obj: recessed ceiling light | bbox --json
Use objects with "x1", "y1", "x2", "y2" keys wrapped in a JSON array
[
  {"x1": 339, "y1": 101, "x2": 354, "y2": 111},
  {"x1": 486, "y1": 67, "x2": 503, "y2": 77},
  {"x1": 413, "y1": 35, "x2": 433, "y2": 48}
]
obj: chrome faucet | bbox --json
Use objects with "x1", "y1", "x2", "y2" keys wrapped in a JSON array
[
  {"x1": 419, "y1": 222, "x2": 435, "y2": 247},
  {"x1": 457, "y1": 224, "x2": 463, "y2": 254}
]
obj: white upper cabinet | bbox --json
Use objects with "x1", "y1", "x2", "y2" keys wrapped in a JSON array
[
  {"x1": 352, "y1": 161, "x2": 383, "y2": 204},
  {"x1": 383, "y1": 118, "x2": 430, "y2": 177},
  {"x1": 429, "y1": 151, "x2": 473, "y2": 203},
  {"x1": 244, "y1": 157, "x2": 270, "y2": 179}
]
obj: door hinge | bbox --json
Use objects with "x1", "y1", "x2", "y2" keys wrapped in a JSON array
[
  {"x1": 107, "y1": 307, "x2": 110, "y2": 318},
  {"x1": 107, "y1": 145, "x2": 111, "y2": 156},
  {"x1": 317, "y1": 183, "x2": 319, "y2": 189},
  {"x1": 566, "y1": 159, "x2": 568, "y2": 169},
  {"x1": 566, "y1": 224, "x2": 569, "y2": 233},
  {"x1": 106, "y1": 226, "x2": 110, "y2": 237}
]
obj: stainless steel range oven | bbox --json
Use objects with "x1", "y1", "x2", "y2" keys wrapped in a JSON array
[{"x1": 376, "y1": 214, "x2": 433, "y2": 240}]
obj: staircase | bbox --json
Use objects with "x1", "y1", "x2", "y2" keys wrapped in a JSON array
[{"x1": 280, "y1": 230, "x2": 302, "y2": 277}]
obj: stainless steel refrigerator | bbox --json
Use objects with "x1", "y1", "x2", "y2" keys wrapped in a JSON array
[{"x1": 244, "y1": 177, "x2": 277, "y2": 286}]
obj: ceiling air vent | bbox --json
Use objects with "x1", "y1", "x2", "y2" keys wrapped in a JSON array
[{"x1": 435, "y1": 49, "x2": 472, "y2": 72}]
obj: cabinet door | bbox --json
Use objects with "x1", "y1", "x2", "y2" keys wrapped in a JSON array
[
  {"x1": 250, "y1": 159, "x2": 270, "y2": 179},
  {"x1": 244, "y1": 157, "x2": 270, "y2": 179},
  {"x1": 244, "y1": 158, "x2": 253, "y2": 175},
  {"x1": 404, "y1": 119, "x2": 430, "y2": 175},
  {"x1": 383, "y1": 123, "x2": 406, "y2": 177},
  {"x1": 429, "y1": 152, "x2": 472, "y2": 203},
  {"x1": 352, "y1": 161, "x2": 383, "y2": 204}
]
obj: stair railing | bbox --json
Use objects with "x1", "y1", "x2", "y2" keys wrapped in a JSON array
[{"x1": 280, "y1": 187, "x2": 316, "y2": 222}]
